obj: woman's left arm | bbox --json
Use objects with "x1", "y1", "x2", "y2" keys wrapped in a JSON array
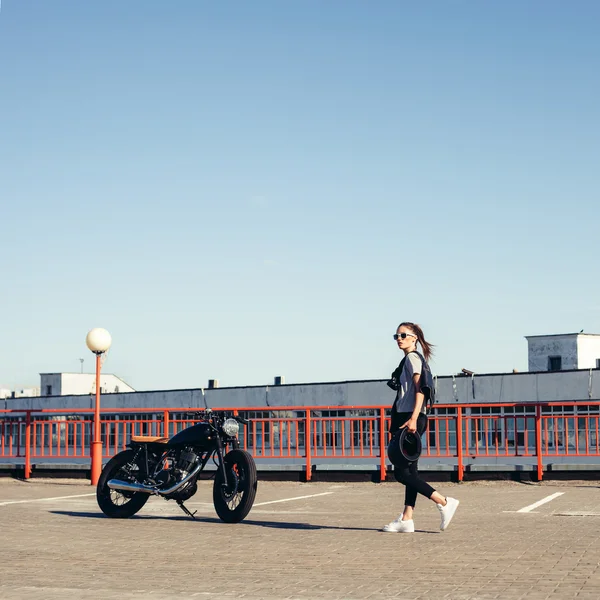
[{"x1": 401, "y1": 373, "x2": 424, "y2": 433}]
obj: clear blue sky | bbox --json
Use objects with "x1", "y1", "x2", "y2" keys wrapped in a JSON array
[{"x1": 1, "y1": 1, "x2": 599, "y2": 392}]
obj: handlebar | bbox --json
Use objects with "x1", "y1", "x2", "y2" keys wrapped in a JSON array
[{"x1": 185, "y1": 410, "x2": 250, "y2": 426}]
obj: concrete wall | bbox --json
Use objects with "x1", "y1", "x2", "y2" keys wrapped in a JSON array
[
  {"x1": 527, "y1": 335, "x2": 578, "y2": 371},
  {"x1": 4, "y1": 368, "x2": 600, "y2": 413},
  {"x1": 577, "y1": 335, "x2": 600, "y2": 369}
]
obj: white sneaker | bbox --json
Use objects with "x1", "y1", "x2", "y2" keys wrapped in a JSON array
[
  {"x1": 382, "y1": 518, "x2": 415, "y2": 533},
  {"x1": 438, "y1": 497, "x2": 459, "y2": 531}
]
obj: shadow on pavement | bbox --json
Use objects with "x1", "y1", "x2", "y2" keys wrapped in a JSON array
[{"x1": 49, "y1": 510, "x2": 438, "y2": 533}]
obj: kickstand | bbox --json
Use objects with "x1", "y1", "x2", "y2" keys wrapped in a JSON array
[{"x1": 176, "y1": 500, "x2": 197, "y2": 520}]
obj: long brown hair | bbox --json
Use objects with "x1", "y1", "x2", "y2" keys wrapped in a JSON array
[{"x1": 398, "y1": 322, "x2": 435, "y2": 362}]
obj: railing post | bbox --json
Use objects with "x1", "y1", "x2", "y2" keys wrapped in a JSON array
[
  {"x1": 379, "y1": 408, "x2": 387, "y2": 482},
  {"x1": 535, "y1": 404, "x2": 543, "y2": 481},
  {"x1": 25, "y1": 411, "x2": 32, "y2": 480},
  {"x1": 163, "y1": 410, "x2": 170, "y2": 438},
  {"x1": 305, "y1": 410, "x2": 312, "y2": 481},
  {"x1": 16, "y1": 415, "x2": 22, "y2": 457},
  {"x1": 456, "y1": 406, "x2": 464, "y2": 482}
]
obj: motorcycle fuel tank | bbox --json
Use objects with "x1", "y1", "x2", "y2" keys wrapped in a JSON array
[{"x1": 168, "y1": 422, "x2": 213, "y2": 448}]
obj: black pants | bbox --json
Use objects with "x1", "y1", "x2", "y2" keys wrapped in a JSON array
[{"x1": 392, "y1": 412, "x2": 436, "y2": 508}]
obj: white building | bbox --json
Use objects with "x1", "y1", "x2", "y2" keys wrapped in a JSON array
[
  {"x1": 0, "y1": 387, "x2": 40, "y2": 399},
  {"x1": 40, "y1": 373, "x2": 135, "y2": 396},
  {"x1": 525, "y1": 333, "x2": 600, "y2": 372}
]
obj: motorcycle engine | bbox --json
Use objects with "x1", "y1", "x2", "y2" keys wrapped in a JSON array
[
  {"x1": 169, "y1": 447, "x2": 199, "y2": 501},
  {"x1": 175, "y1": 447, "x2": 199, "y2": 478}
]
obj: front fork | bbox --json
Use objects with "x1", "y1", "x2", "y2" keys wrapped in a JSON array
[
  {"x1": 215, "y1": 437, "x2": 229, "y2": 487},
  {"x1": 215, "y1": 437, "x2": 240, "y2": 489}
]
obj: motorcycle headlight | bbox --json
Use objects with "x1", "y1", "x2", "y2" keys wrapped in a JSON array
[{"x1": 222, "y1": 418, "x2": 240, "y2": 437}]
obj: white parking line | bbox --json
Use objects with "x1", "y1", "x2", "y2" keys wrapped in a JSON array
[
  {"x1": 0, "y1": 490, "x2": 333, "y2": 509},
  {"x1": 516, "y1": 492, "x2": 565, "y2": 513},
  {"x1": 0, "y1": 493, "x2": 96, "y2": 507},
  {"x1": 254, "y1": 492, "x2": 334, "y2": 506}
]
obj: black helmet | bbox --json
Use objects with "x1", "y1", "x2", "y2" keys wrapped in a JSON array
[{"x1": 387, "y1": 427, "x2": 422, "y2": 464}]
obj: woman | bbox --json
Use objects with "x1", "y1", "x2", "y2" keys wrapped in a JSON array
[{"x1": 382, "y1": 322, "x2": 459, "y2": 533}]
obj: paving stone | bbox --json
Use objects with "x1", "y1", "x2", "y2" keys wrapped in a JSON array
[{"x1": 0, "y1": 478, "x2": 599, "y2": 599}]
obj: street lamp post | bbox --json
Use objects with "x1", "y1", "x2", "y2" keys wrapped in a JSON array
[{"x1": 86, "y1": 328, "x2": 112, "y2": 486}]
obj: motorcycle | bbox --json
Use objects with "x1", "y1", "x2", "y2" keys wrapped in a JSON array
[{"x1": 96, "y1": 409, "x2": 257, "y2": 522}]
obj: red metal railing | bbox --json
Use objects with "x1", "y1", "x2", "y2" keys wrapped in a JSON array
[{"x1": 1, "y1": 403, "x2": 599, "y2": 482}]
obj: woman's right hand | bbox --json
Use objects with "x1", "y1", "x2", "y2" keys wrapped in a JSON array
[{"x1": 400, "y1": 418, "x2": 418, "y2": 433}]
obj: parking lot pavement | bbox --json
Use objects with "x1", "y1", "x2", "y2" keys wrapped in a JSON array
[{"x1": 1, "y1": 477, "x2": 600, "y2": 600}]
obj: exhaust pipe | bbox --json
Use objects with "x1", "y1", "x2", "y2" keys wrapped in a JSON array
[
  {"x1": 106, "y1": 479, "x2": 156, "y2": 495},
  {"x1": 108, "y1": 462, "x2": 204, "y2": 496}
]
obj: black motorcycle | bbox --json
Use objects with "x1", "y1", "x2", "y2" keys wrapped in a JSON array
[{"x1": 96, "y1": 409, "x2": 257, "y2": 522}]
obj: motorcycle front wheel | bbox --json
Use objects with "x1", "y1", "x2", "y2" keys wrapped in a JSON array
[
  {"x1": 96, "y1": 449, "x2": 149, "y2": 518},
  {"x1": 213, "y1": 449, "x2": 257, "y2": 523}
]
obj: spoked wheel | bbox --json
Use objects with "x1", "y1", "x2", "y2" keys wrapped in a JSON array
[
  {"x1": 213, "y1": 449, "x2": 258, "y2": 523},
  {"x1": 96, "y1": 449, "x2": 149, "y2": 518}
]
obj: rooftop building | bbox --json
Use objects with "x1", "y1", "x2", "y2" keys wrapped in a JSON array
[
  {"x1": 525, "y1": 332, "x2": 600, "y2": 372},
  {"x1": 39, "y1": 373, "x2": 135, "y2": 396}
]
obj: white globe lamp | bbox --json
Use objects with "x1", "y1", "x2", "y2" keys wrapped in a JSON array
[{"x1": 86, "y1": 328, "x2": 112, "y2": 355}]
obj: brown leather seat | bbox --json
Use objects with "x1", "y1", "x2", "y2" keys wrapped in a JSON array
[{"x1": 131, "y1": 436, "x2": 169, "y2": 444}]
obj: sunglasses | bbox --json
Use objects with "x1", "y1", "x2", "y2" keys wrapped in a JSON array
[{"x1": 393, "y1": 332, "x2": 417, "y2": 341}]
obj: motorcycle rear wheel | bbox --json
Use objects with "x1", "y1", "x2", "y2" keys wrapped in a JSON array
[
  {"x1": 213, "y1": 449, "x2": 257, "y2": 523},
  {"x1": 96, "y1": 449, "x2": 149, "y2": 518}
]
